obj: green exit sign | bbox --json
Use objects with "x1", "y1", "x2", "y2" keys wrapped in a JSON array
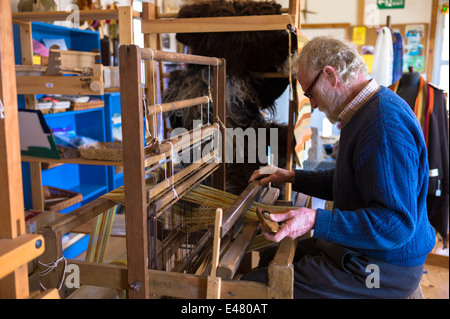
[{"x1": 377, "y1": 0, "x2": 405, "y2": 9}]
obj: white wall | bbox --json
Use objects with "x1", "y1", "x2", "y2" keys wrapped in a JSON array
[
  {"x1": 274, "y1": 0, "x2": 434, "y2": 128},
  {"x1": 11, "y1": 0, "x2": 436, "y2": 129},
  {"x1": 364, "y1": 0, "x2": 432, "y2": 25},
  {"x1": 287, "y1": 0, "x2": 433, "y2": 26},
  {"x1": 11, "y1": 0, "x2": 434, "y2": 25}
]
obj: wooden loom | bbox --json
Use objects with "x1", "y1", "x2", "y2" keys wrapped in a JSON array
[
  {"x1": 0, "y1": 0, "x2": 60, "y2": 299},
  {"x1": 142, "y1": 0, "x2": 303, "y2": 200},
  {"x1": 117, "y1": 45, "x2": 311, "y2": 299},
  {"x1": 15, "y1": 47, "x2": 108, "y2": 96},
  {"x1": 36, "y1": 45, "x2": 308, "y2": 299}
]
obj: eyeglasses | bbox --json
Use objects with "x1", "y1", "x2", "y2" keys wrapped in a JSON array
[{"x1": 303, "y1": 69, "x2": 323, "y2": 99}]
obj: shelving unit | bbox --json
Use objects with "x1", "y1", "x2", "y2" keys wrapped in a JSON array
[
  {"x1": 12, "y1": 7, "x2": 137, "y2": 214},
  {"x1": 0, "y1": 0, "x2": 58, "y2": 299},
  {"x1": 11, "y1": 8, "x2": 136, "y2": 260},
  {"x1": 14, "y1": 22, "x2": 113, "y2": 215},
  {"x1": 6, "y1": 1, "x2": 307, "y2": 298},
  {"x1": 102, "y1": 92, "x2": 124, "y2": 191}
]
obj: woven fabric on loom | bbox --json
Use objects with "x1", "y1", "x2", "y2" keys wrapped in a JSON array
[{"x1": 100, "y1": 184, "x2": 294, "y2": 233}]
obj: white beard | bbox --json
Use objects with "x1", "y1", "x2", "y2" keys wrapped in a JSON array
[{"x1": 316, "y1": 83, "x2": 347, "y2": 124}]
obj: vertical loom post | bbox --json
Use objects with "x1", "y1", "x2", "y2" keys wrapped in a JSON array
[
  {"x1": 143, "y1": 2, "x2": 159, "y2": 146},
  {"x1": 0, "y1": 0, "x2": 30, "y2": 298},
  {"x1": 285, "y1": 0, "x2": 301, "y2": 201},
  {"x1": 288, "y1": 0, "x2": 301, "y2": 28},
  {"x1": 120, "y1": 45, "x2": 149, "y2": 299},
  {"x1": 18, "y1": 20, "x2": 44, "y2": 211},
  {"x1": 207, "y1": 208, "x2": 223, "y2": 299},
  {"x1": 37, "y1": 227, "x2": 63, "y2": 296},
  {"x1": 285, "y1": 98, "x2": 296, "y2": 201},
  {"x1": 268, "y1": 238, "x2": 297, "y2": 299},
  {"x1": 212, "y1": 58, "x2": 226, "y2": 191},
  {"x1": 118, "y1": 6, "x2": 133, "y2": 45}
]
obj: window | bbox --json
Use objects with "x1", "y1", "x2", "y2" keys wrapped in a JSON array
[
  {"x1": 432, "y1": 1, "x2": 449, "y2": 110},
  {"x1": 438, "y1": 11, "x2": 449, "y2": 93}
]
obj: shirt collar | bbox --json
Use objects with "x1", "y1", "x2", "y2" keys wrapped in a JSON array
[{"x1": 338, "y1": 79, "x2": 380, "y2": 128}]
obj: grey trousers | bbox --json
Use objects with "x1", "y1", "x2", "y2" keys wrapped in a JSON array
[{"x1": 242, "y1": 237, "x2": 424, "y2": 299}]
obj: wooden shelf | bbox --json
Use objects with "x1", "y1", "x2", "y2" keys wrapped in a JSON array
[
  {"x1": 22, "y1": 155, "x2": 123, "y2": 166},
  {"x1": 13, "y1": 7, "x2": 135, "y2": 211},
  {"x1": 12, "y1": 9, "x2": 141, "y2": 22},
  {"x1": 16, "y1": 73, "x2": 105, "y2": 95},
  {"x1": 142, "y1": 14, "x2": 293, "y2": 34}
]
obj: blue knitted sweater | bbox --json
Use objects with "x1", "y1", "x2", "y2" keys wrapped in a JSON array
[{"x1": 294, "y1": 86, "x2": 436, "y2": 266}]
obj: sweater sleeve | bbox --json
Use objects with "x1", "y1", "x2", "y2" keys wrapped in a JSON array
[
  {"x1": 293, "y1": 169, "x2": 334, "y2": 201},
  {"x1": 313, "y1": 121, "x2": 425, "y2": 251}
]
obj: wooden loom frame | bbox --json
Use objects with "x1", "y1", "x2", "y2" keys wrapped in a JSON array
[
  {"x1": 36, "y1": 44, "x2": 227, "y2": 297},
  {"x1": 109, "y1": 45, "x2": 301, "y2": 299},
  {"x1": 34, "y1": 0, "x2": 304, "y2": 299},
  {"x1": 0, "y1": 0, "x2": 60, "y2": 299},
  {"x1": 36, "y1": 45, "x2": 303, "y2": 299},
  {"x1": 142, "y1": 0, "x2": 302, "y2": 201},
  {"x1": 119, "y1": 45, "x2": 228, "y2": 298},
  {"x1": 130, "y1": 0, "x2": 303, "y2": 298}
]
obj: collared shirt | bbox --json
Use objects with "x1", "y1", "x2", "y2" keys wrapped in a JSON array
[{"x1": 338, "y1": 79, "x2": 381, "y2": 128}]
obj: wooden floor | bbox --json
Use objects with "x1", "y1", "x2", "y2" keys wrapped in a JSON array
[
  {"x1": 422, "y1": 264, "x2": 448, "y2": 299},
  {"x1": 421, "y1": 238, "x2": 449, "y2": 299},
  {"x1": 70, "y1": 236, "x2": 449, "y2": 299}
]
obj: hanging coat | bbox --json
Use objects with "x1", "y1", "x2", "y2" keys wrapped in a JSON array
[
  {"x1": 392, "y1": 32, "x2": 404, "y2": 84},
  {"x1": 390, "y1": 77, "x2": 449, "y2": 247}
]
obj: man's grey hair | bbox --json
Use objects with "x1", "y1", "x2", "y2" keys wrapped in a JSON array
[{"x1": 294, "y1": 36, "x2": 368, "y2": 85}]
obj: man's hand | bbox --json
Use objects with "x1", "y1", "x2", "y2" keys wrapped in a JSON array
[
  {"x1": 248, "y1": 165, "x2": 295, "y2": 186},
  {"x1": 262, "y1": 208, "x2": 317, "y2": 242}
]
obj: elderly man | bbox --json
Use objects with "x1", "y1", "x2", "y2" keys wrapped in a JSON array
[{"x1": 245, "y1": 36, "x2": 435, "y2": 298}]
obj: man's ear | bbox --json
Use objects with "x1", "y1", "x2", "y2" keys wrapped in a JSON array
[{"x1": 323, "y1": 65, "x2": 339, "y2": 88}]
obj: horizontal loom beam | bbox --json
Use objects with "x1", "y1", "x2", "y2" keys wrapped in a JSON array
[
  {"x1": 146, "y1": 96, "x2": 210, "y2": 117},
  {"x1": 141, "y1": 14, "x2": 294, "y2": 34},
  {"x1": 140, "y1": 47, "x2": 224, "y2": 66}
]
